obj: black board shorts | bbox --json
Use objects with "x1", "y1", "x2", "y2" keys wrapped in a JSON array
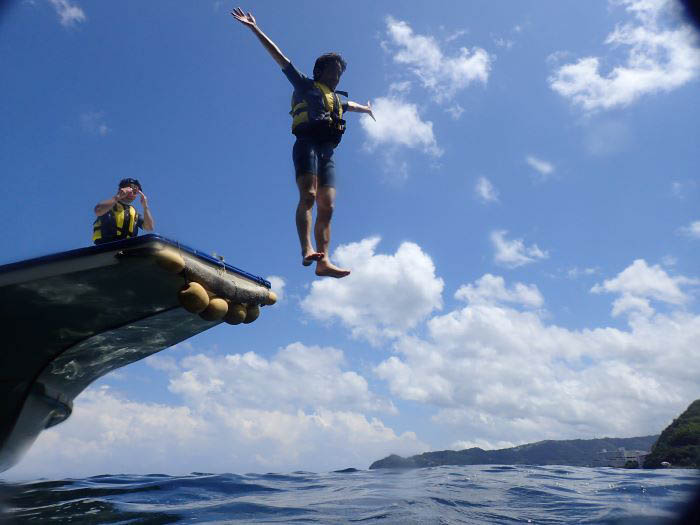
[{"x1": 292, "y1": 136, "x2": 336, "y2": 188}]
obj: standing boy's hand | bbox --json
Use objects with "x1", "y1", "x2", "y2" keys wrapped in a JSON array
[{"x1": 115, "y1": 187, "x2": 132, "y2": 200}]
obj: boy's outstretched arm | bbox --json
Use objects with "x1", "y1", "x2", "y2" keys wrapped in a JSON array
[
  {"x1": 345, "y1": 100, "x2": 376, "y2": 121},
  {"x1": 231, "y1": 7, "x2": 290, "y2": 69}
]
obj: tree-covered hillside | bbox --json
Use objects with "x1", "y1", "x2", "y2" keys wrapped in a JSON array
[
  {"x1": 644, "y1": 400, "x2": 700, "y2": 469},
  {"x1": 370, "y1": 436, "x2": 658, "y2": 469}
]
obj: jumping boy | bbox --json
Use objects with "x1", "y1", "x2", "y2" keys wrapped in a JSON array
[{"x1": 231, "y1": 7, "x2": 374, "y2": 278}]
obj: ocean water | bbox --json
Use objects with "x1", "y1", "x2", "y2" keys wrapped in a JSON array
[{"x1": 1, "y1": 466, "x2": 698, "y2": 524}]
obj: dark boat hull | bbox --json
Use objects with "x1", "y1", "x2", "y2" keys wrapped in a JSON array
[{"x1": 0, "y1": 235, "x2": 271, "y2": 472}]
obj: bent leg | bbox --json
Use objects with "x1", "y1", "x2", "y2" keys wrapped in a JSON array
[
  {"x1": 296, "y1": 173, "x2": 324, "y2": 265},
  {"x1": 314, "y1": 185, "x2": 350, "y2": 278}
]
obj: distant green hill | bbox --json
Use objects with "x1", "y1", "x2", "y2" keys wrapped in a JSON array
[
  {"x1": 644, "y1": 399, "x2": 700, "y2": 469},
  {"x1": 369, "y1": 435, "x2": 658, "y2": 469}
]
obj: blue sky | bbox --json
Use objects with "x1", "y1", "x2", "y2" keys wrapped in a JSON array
[{"x1": 2, "y1": 0, "x2": 699, "y2": 479}]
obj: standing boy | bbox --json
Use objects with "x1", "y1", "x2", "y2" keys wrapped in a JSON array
[{"x1": 93, "y1": 178, "x2": 154, "y2": 244}]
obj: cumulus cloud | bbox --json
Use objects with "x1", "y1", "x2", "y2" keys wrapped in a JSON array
[
  {"x1": 12, "y1": 256, "x2": 700, "y2": 476},
  {"x1": 455, "y1": 274, "x2": 544, "y2": 308},
  {"x1": 12, "y1": 343, "x2": 425, "y2": 478},
  {"x1": 490, "y1": 230, "x2": 549, "y2": 268},
  {"x1": 360, "y1": 97, "x2": 442, "y2": 157},
  {"x1": 301, "y1": 237, "x2": 444, "y2": 344},
  {"x1": 475, "y1": 176, "x2": 499, "y2": 203},
  {"x1": 525, "y1": 155, "x2": 555, "y2": 181},
  {"x1": 384, "y1": 16, "x2": 491, "y2": 103},
  {"x1": 12, "y1": 389, "x2": 423, "y2": 479},
  {"x1": 375, "y1": 269, "x2": 700, "y2": 448},
  {"x1": 591, "y1": 259, "x2": 698, "y2": 316},
  {"x1": 169, "y1": 343, "x2": 395, "y2": 414},
  {"x1": 48, "y1": 0, "x2": 86, "y2": 27},
  {"x1": 359, "y1": 96, "x2": 441, "y2": 180},
  {"x1": 549, "y1": 0, "x2": 700, "y2": 111},
  {"x1": 265, "y1": 275, "x2": 286, "y2": 304},
  {"x1": 610, "y1": 293, "x2": 655, "y2": 318},
  {"x1": 679, "y1": 220, "x2": 700, "y2": 238}
]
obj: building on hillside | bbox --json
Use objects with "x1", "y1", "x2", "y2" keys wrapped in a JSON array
[{"x1": 607, "y1": 448, "x2": 649, "y2": 468}]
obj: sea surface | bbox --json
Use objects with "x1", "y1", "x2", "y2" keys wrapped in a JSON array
[{"x1": 1, "y1": 465, "x2": 698, "y2": 524}]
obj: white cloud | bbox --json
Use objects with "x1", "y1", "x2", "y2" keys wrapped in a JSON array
[
  {"x1": 169, "y1": 343, "x2": 395, "y2": 414},
  {"x1": 549, "y1": 0, "x2": 700, "y2": 111},
  {"x1": 375, "y1": 269, "x2": 700, "y2": 448},
  {"x1": 679, "y1": 220, "x2": 700, "y2": 238},
  {"x1": 11, "y1": 254, "x2": 700, "y2": 476},
  {"x1": 475, "y1": 176, "x2": 499, "y2": 203},
  {"x1": 591, "y1": 259, "x2": 697, "y2": 312},
  {"x1": 388, "y1": 81, "x2": 412, "y2": 96},
  {"x1": 384, "y1": 16, "x2": 491, "y2": 103},
  {"x1": 11, "y1": 388, "x2": 424, "y2": 479},
  {"x1": 455, "y1": 274, "x2": 544, "y2": 308},
  {"x1": 301, "y1": 237, "x2": 444, "y2": 344},
  {"x1": 265, "y1": 275, "x2": 286, "y2": 304},
  {"x1": 450, "y1": 437, "x2": 517, "y2": 451},
  {"x1": 494, "y1": 37, "x2": 514, "y2": 50},
  {"x1": 361, "y1": 97, "x2": 442, "y2": 157},
  {"x1": 48, "y1": 0, "x2": 86, "y2": 27},
  {"x1": 490, "y1": 230, "x2": 549, "y2": 268},
  {"x1": 445, "y1": 29, "x2": 468, "y2": 43},
  {"x1": 379, "y1": 152, "x2": 410, "y2": 183},
  {"x1": 525, "y1": 155, "x2": 555, "y2": 181},
  {"x1": 670, "y1": 180, "x2": 697, "y2": 199},
  {"x1": 567, "y1": 267, "x2": 599, "y2": 279},
  {"x1": 547, "y1": 50, "x2": 571, "y2": 65},
  {"x1": 446, "y1": 104, "x2": 464, "y2": 119},
  {"x1": 145, "y1": 353, "x2": 179, "y2": 373},
  {"x1": 610, "y1": 293, "x2": 655, "y2": 318},
  {"x1": 80, "y1": 111, "x2": 110, "y2": 136},
  {"x1": 661, "y1": 255, "x2": 677, "y2": 267},
  {"x1": 11, "y1": 343, "x2": 426, "y2": 478}
]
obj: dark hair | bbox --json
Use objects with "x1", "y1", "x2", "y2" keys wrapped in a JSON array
[
  {"x1": 118, "y1": 177, "x2": 142, "y2": 191},
  {"x1": 312, "y1": 53, "x2": 347, "y2": 81}
]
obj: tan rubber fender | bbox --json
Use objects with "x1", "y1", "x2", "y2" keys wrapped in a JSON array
[
  {"x1": 199, "y1": 297, "x2": 229, "y2": 321},
  {"x1": 224, "y1": 303, "x2": 247, "y2": 325},
  {"x1": 178, "y1": 282, "x2": 209, "y2": 313},
  {"x1": 264, "y1": 291, "x2": 277, "y2": 306},
  {"x1": 243, "y1": 304, "x2": 260, "y2": 324},
  {"x1": 155, "y1": 248, "x2": 185, "y2": 274}
]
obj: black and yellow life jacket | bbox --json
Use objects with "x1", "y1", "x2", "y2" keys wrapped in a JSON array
[
  {"x1": 92, "y1": 202, "x2": 140, "y2": 244},
  {"x1": 290, "y1": 82, "x2": 347, "y2": 145}
]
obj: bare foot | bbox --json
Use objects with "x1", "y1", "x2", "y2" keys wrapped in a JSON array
[
  {"x1": 315, "y1": 259, "x2": 351, "y2": 278},
  {"x1": 303, "y1": 251, "x2": 324, "y2": 266}
]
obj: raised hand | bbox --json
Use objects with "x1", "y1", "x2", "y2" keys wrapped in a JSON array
[
  {"x1": 366, "y1": 100, "x2": 376, "y2": 121},
  {"x1": 139, "y1": 190, "x2": 148, "y2": 207},
  {"x1": 116, "y1": 187, "x2": 132, "y2": 200},
  {"x1": 231, "y1": 7, "x2": 257, "y2": 28}
]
